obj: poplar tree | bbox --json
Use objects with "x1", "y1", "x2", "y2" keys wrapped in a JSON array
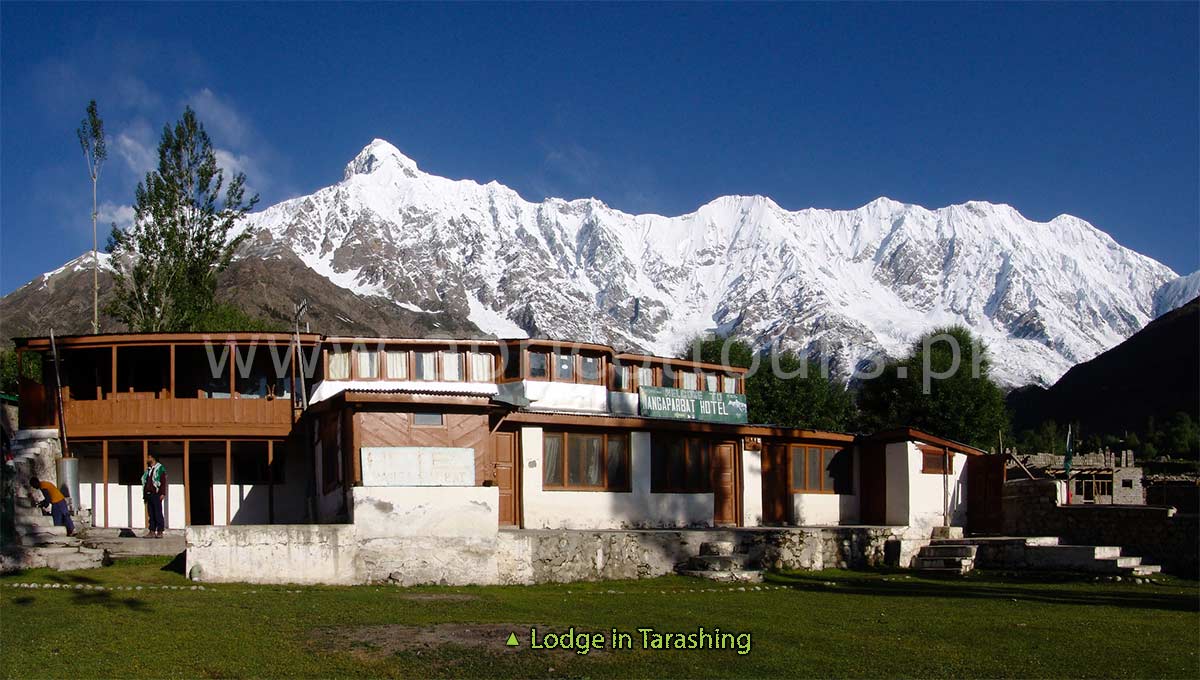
[
  {"x1": 107, "y1": 107, "x2": 258, "y2": 331},
  {"x1": 77, "y1": 100, "x2": 106, "y2": 334}
]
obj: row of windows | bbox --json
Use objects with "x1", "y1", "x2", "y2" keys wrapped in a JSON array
[
  {"x1": 544, "y1": 434, "x2": 853, "y2": 495},
  {"x1": 327, "y1": 349, "x2": 496, "y2": 382},
  {"x1": 611, "y1": 364, "x2": 741, "y2": 395}
]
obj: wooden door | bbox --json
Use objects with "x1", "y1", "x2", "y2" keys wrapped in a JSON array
[
  {"x1": 760, "y1": 444, "x2": 791, "y2": 525},
  {"x1": 858, "y1": 443, "x2": 887, "y2": 525},
  {"x1": 712, "y1": 442, "x2": 739, "y2": 527},
  {"x1": 490, "y1": 431, "x2": 519, "y2": 527},
  {"x1": 966, "y1": 454, "x2": 1006, "y2": 535}
]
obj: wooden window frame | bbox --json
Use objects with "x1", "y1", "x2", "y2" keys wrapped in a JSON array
[
  {"x1": 383, "y1": 348, "x2": 410, "y2": 380},
  {"x1": 526, "y1": 350, "x2": 550, "y2": 381},
  {"x1": 551, "y1": 352, "x2": 576, "y2": 383},
  {"x1": 920, "y1": 446, "x2": 953, "y2": 475},
  {"x1": 351, "y1": 348, "x2": 382, "y2": 381},
  {"x1": 650, "y1": 434, "x2": 712, "y2": 494},
  {"x1": 542, "y1": 431, "x2": 631, "y2": 492},
  {"x1": 789, "y1": 445, "x2": 852, "y2": 494},
  {"x1": 611, "y1": 362, "x2": 634, "y2": 393},
  {"x1": 578, "y1": 354, "x2": 604, "y2": 385},
  {"x1": 326, "y1": 347, "x2": 351, "y2": 381},
  {"x1": 441, "y1": 350, "x2": 465, "y2": 383},
  {"x1": 411, "y1": 410, "x2": 446, "y2": 428},
  {"x1": 413, "y1": 350, "x2": 440, "y2": 382}
]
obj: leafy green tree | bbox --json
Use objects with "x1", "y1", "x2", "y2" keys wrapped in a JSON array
[
  {"x1": 856, "y1": 325, "x2": 1009, "y2": 449},
  {"x1": 1161, "y1": 412, "x2": 1200, "y2": 459},
  {"x1": 77, "y1": 99, "x2": 107, "y2": 334},
  {"x1": 192, "y1": 302, "x2": 284, "y2": 333},
  {"x1": 107, "y1": 107, "x2": 258, "y2": 332},
  {"x1": 0, "y1": 349, "x2": 41, "y2": 394},
  {"x1": 678, "y1": 336, "x2": 854, "y2": 430}
]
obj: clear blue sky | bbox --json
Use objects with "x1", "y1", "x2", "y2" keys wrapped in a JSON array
[{"x1": 2, "y1": 2, "x2": 1197, "y2": 295}]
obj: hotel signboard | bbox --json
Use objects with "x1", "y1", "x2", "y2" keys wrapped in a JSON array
[{"x1": 638, "y1": 386, "x2": 749, "y2": 424}]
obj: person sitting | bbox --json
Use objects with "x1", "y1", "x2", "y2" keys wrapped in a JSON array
[{"x1": 28, "y1": 477, "x2": 75, "y2": 537}]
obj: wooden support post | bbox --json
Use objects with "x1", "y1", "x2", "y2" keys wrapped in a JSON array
[
  {"x1": 183, "y1": 440, "x2": 191, "y2": 527},
  {"x1": 229, "y1": 343, "x2": 237, "y2": 399},
  {"x1": 101, "y1": 440, "x2": 109, "y2": 528},
  {"x1": 169, "y1": 344, "x2": 176, "y2": 398},
  {"x1": 267, "y1": 440, "x2": 275, "y2": 525},
  {"x1": 111, "y1": 346, "x2": 118, "y2": 396},
  {"x1": 142, "y1": 440, "x2": 149, "y2": 528},
  {"x1": 225, "y1": 440, "x2": 232, "y2": 525}
]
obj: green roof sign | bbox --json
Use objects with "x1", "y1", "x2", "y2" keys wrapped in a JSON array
[{"x1": 638, "y1": 386, "x2": 748, "y2": 424}]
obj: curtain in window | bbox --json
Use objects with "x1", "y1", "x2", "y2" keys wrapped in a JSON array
[
  {"x1": 470, "y1": 352, "x2": 494, "y2": 381},
  {"x1": 543, "y1": 435, "x2": 563, "y2": 487},
  {"x1": 704, "y1": 373, "x2": 719, "y2": 392},
  {"x1": 681, "y1": 371, "x2": 698, "y2": 390},
  {"x1": 357, "y1": 351, "x2": 379, "y2": 379},
  {"x1": 614, "y1": 365, "x2": 630, "y2": 390},
  {"x1": 385, "y1": 351, "x2": 408, "y2": 379},
  {"x1": 584, "y1": 435, "x2": 603, "y2": 486},
  {"x1": 443, "y1": 352, "x2": 463, "y2": 381},
  {"x1": 606, "y1": 436, "x2": 628, "y2": 488},
  {"x1": 723, "y1": 377, "x2": 739, "y2": 394},
  {"x1": 415, "y1": 352, "x2": 436, "y2": 380},
  {"x1": 328, "y1": 350, "x2": 350, "y2": 380},
  {"x1": 637, "y1": 366, "x2": 654, "y2": 388}
]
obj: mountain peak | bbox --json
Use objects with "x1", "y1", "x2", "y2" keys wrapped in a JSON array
[{"x1": 344, "y1": 139, "x2": 421, "y2": 180}]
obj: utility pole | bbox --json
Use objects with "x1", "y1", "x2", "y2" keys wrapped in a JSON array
[{"x1": 293, "y1": 299, "x2": 309, "y2": 409}]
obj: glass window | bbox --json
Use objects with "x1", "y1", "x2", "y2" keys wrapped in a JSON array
[
  {"x1": 529, "y1": 352, "x2": 548, "y2": 379},
  {"x1": 543, "y1": 433, "x2": 564, "y2": 487},
  {"x1": 544, "y1": 432, "x2": 628, "y2": 491},
  {"x1": 470, "y1": 352, "x2": 495, "y2": 381},
  {"x1": 792, "y1": 446, "x2": 853, "y2": 493},
  {"x1": 414, "y1": 352, "x2": 437, "y2": 381},
  {"x1": 704, "y1": 373, "x2": 719, "y2": 392},
  {"x1": 613, "y1": 364, "x2": 631, "y2": 391},
  {"x1": 637, "y1": 366, "x2": 655, "y2": 388},
  {"x1": 680, "y1": 371, "x2": 698, "y2": 390},
  {"x1": 442, "y1": 352, "x2": 464, "y2": 382},
  {"x1": 554, "y1": 353, "x2": 574, "y2": 382},
  {"x1": 723, "y1": 376, "x2": 739, "y2": 394},
  {"x1": 357, "y1": 350, "x2": 379, "y2": 379},
  {"x1": 921, "y1": 449, "x2": 952, "y2": 474},
  {"x1": 502, "y1": 349, "x2": 521, "y2": 380},
  {"x1": 650, "y1": 434, "x2": 712, "y2": 493},
  {"x1": 606, "y1": 435, "x2": 629, "y2": 490},
  {"x1": 328, "y1": 349, "x2": 350, "y2": 380},
  {"x1": 413, "y1": 411, "x2": 443, "y2": 426},
  {"x1": 385, "y1": 350, "x2": 408, "y2": 379},
  {"x1": 580, "y1": 355, "x2": 601, "y2": 383}
]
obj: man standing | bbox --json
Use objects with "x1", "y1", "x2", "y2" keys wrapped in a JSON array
[
  {"x1": 141, "y1": 454, "x2": 166, "y2": 538},
  {"x1": 28, "y1": 477, "x2": 75, "y2": 537}
]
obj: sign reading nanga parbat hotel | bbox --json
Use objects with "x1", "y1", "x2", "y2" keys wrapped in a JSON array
[{"x1": 638, "y1": 386, "x2": 749, "y2": 424}]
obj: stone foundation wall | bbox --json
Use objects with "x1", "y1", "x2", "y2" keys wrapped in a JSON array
[
  {"x1": 1002, "y1": 479, "x2": 1198, "y2": 576},
  {"x1": 188, "y1": 524, "x2": 920, "y2": 586}
]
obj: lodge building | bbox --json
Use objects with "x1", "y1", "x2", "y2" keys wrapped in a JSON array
[{"x1": 11, "y1": 331, "x2": 988, "y2": 585}]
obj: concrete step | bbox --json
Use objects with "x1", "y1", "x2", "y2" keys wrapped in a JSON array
[
  {"x1": 678, "y1": 569, "x2": 763, "y2": 583},
  {"x1": 699, "y1": 541, "x2": 736, "y2": 557},
  {"x1": 916, "y1": 565, "x2": 972, "y2": 576},
  {"x1": 1025, "y1": 544, "x2": 1123, "y2": 569},
  {"x1": 686, "y1": 554, "x2": 758, "y2": 572},
  {"x1": 44, "y1": 550, "x2": 104, "y2": 572},
  {"x1": 12, "y1": 513, "x2": 57, "y2": 528},
  {"x1": 919, "y1": 544, "x2": 978, "y2": 559},
  {"x1": 16, "y1": 524, "x2": 68, "y2": 537},
  {"x1": 914, "y1": 557, "x2": 974, "y2": 571},
  {"x1": 21, "y1": 534, "x2": 82, "y2": 548},
  {"x1": 1124, "y1": 564, "x2": 1162, "y2": 576}
]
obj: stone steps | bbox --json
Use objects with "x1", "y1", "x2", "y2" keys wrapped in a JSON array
[
  {"x1": 678, "y1": 541, "x2": 764, "y2": 583},
  {"x1": 915, "y1": 542, "x2": 978, "y2": 575},
  {"x1": 922, "y1": 537, "x2": 1165, "y2": 577}
]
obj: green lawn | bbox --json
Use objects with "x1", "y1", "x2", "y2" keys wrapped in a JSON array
[{"x1": 1, "y1": 557, "x2": 1197, "y2": 679}]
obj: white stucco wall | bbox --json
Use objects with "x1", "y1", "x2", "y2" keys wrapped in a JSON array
[
  {"x1": 884, "y1": 441, "x2": 968, "y2": 535},
  {"x1": 519, "y1": 427, "x2": 713, "y2": 529},
  {"x1": 498, "y1": 381, "x2": 608, "y2": 412}
]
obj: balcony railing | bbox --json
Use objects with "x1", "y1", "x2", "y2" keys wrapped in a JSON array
[{"x1": 61, "y1": 396, "x2": 294, "y2": 438}]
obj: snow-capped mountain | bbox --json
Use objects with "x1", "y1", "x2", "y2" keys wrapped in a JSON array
[
  {"x1": 1153, "y1": 270, "x2": 1200, "y2": 318},
  {"x1": 234, "y1": 139, "x2": 1178, "y2": 386},
  {"x1": 4, "y1": 138, "x2": 1189, "y2": 388}
]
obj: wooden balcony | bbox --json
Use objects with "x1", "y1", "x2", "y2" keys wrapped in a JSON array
[{"x1": 62, "y1": 396, "x2": 296, "y2": 438}]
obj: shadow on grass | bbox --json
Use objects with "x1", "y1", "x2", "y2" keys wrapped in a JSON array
[
  {"x1": 765, "y1": 570, "x2": 1200, "y2": 613},
  {"x1": 161, "y1": 552, "x2": 186, "y2": 575}
]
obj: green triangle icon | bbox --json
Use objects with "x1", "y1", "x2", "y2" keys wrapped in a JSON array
[{"x1": 506, "y1": 632, "x2": 519, "y2": 647}]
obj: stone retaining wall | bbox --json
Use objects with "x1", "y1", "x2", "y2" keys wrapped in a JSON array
[{"x1": 1001, "y1": 478, "x2": 1198, "y2": 576}]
